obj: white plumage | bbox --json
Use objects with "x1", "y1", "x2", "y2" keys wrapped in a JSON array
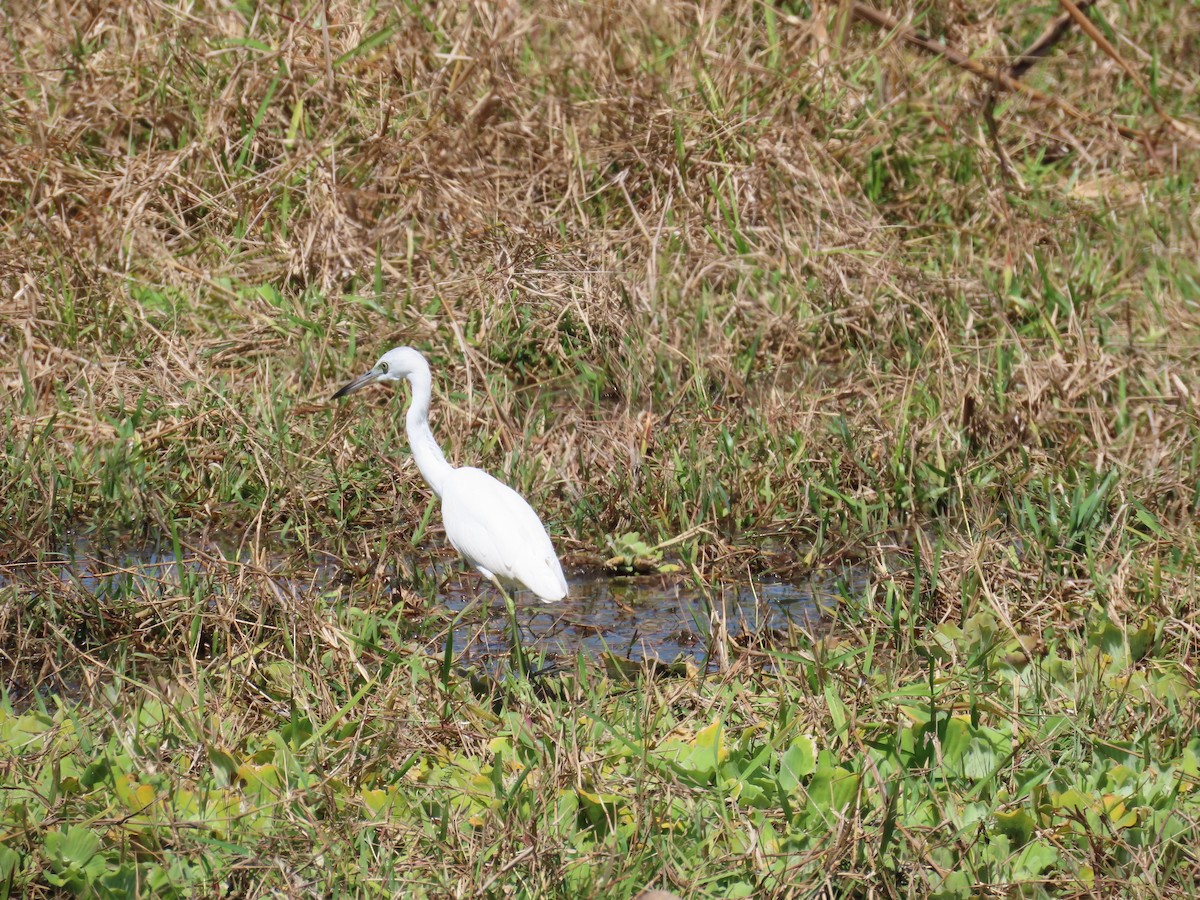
[
  {"x1": 333, "y1": 346, "x2": 568, "y2": 603},
  {"x1": 442, "y1": 467, "x2": 568, "y2": 601}
]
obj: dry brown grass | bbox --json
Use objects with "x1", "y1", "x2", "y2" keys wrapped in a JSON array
[
  {"x1": 7, "y1": 9, "x2": 1200, "y2": 895},
  {"x1": 1, "y1": 0, "x2": 1198, "y2": 642}
]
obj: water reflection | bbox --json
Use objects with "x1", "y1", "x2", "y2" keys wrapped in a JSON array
[{"x1": 433, "y1": 567, "x2": 866, "y2": 669}]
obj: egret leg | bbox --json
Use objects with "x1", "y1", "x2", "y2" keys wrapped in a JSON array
[
  {"x1": 446, "y1": 578, "x2": 529, "y2": 677},
  {"x1": 494, "y1": 580, "x2": 530, "y2": 678}
]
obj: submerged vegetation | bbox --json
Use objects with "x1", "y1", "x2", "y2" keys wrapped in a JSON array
[{"x1": 1, "y1": 0, "x2": 1198, "y2": 895}]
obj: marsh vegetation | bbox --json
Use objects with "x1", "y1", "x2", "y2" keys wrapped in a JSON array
[{"x1": 2, "y1": 1, "x2": 1199, "y2": 896}]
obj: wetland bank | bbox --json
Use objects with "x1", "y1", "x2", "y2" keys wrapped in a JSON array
[{"x1": 3, "y1": 1, "x2": 1200, "y2": 897}]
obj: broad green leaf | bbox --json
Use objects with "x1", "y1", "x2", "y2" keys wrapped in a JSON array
[
  {"x1": 113, "y1": 774, "x2": 157, "y2": 815},
  {"x1": 1012, "y1": 839, "x2": 1058, "y2": 879},
  {"x1": 209, "y1": 746, "x2": 239, "y2": 787},
  {"x1": 779, "y1": 735, "x2": 817, "y2": 792},
  {"x1": 687, "y1": 719, "x2": 727, "y2": 775},
  {"x1": 238, "y1": 762, "x2": 281, "y2": 799},
  {"x1": 0, "y1": 843, "x2": 19, "y2": 882},
  {"x1": 1050, "y1": 788, "x2": 1091, "y2": 814},
  {"x1": 362, "y1": 788, "x2": 398, "y2": 817},
  {"x1": 993, "y1": 808, "x2": 1035, "y2": 845},
  {"x1": 1127, "y1": 619, "x2": 1156, "y2": 663},
  {"x1": 50, "y1": 825, "x2": 100, "y2": 866}
]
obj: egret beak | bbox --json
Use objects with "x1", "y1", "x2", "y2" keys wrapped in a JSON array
[{"x1": 331, "y1": 368, "x2": 382, "y2": 400}]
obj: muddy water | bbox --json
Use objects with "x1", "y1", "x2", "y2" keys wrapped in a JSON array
[
  {"x1": 438, "y1": 571, "x2": 865, "y2": 669},
  {"x1": 6, "y1": 532, "x2": 868, "y2": 672}
]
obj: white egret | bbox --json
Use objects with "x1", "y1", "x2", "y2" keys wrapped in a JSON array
[{"x1": 332, "y1": 347, "x2": 569, "y2": 604}]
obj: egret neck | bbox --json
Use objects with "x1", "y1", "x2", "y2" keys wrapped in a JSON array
[{"x1": 402, "y1": 355, "x2": 452, "y2": 499}]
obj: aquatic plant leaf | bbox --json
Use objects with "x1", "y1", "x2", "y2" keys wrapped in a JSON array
[
  {"x1": 97, "y1": 863, "x2": 139, "y2": 896},
  {"x1": 961, "y1": 611, "x2": 997, "y2": 654},
  {"x1": 44, "y1": 825, "x2": 103, "y2": 881},
  {"x1": 576, "y1": 788, "x2": 625, "y2": 834},
  {"x1": 778, "y1": 736, "x2": 817, "y2": 792},
  {"x1": 0, "y1": 843, "x2": 20, "y2": 892},
  {"x1": 993, "y1": 808, "x2": 1035, "y2": 846},
  {"x1": 1012, "y1": 839, "x2": 1058, "y2": 879},
  {"x1": 208, "y1": 747, "x2": 239, "y2": 788},
  {"x1": 804, "y1": 751, "x2": 860, "y2": 822},
  {"x1": 1049, "y1": 788, "x2": 1091, "y2": 815},
  {"x1": 1180, "y1": 738, "x2": 1200, "y2": 787},
  {"x1": 687, "y1": 719, "x2": 728, "y2": 775},
  {"x1": 0, "y1": 712, "x2": 53, "y2": 754},
  {"x1": 362, "y1": 788, "x2": 398, "y2": 817},
  {"x1": 932, "y1": 869, "x2": 972, "y2": 898},
  {"x1": 1101, "y1": 794, "x2": 1139, "y2": 830},
  {"x1": 1126, "y1": 620, "x2": 1157, "y2": 663},
  {"x1": 238, "y1": 762, "x2": 281, "y2": 800},
  {"x1": 113, "y1": 774, "x2": 157, "y2": 816},
  {"x1": 961, "y1": 725, "x2": 1008, "y2": 780}
]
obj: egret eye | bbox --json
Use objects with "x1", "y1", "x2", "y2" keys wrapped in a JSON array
[{"x1": 379, "y1": 362, "x2": 389, "y2": 374}]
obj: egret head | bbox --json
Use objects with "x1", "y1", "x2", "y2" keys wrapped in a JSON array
[{"x1": 331, "y1": 346, "x2": 429, "y2": 399}]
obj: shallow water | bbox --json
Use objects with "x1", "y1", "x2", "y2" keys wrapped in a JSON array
[
  {"x1": 4, "y1": 532, "x2": 868, "y2": 674},
  {"x1": 438, "y1": 571, "x2": 865, "y2": 670}
]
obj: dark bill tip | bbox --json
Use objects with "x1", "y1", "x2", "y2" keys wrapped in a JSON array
[{"x1": 331, "y1": 370, "x2": 380, "y2": 400}]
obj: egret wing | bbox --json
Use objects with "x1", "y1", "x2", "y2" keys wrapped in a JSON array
[{"x1": 440, "y1": 467, "x2": 568, "y2": 602}]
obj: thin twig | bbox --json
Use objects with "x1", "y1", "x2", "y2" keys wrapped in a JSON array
[
  {"x1": 1010, "y1": 0, "x2": 1096, "y2": 80},
  {"x1": 849, "y1": 2, "x2": 1147, "y2": 142},
  {"x1": 1058, "y1": 0, "x2": 1200, "y2": 143},
  {"x1": 983, "y1": 86, "x2": 1025, "y2": 191}
]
